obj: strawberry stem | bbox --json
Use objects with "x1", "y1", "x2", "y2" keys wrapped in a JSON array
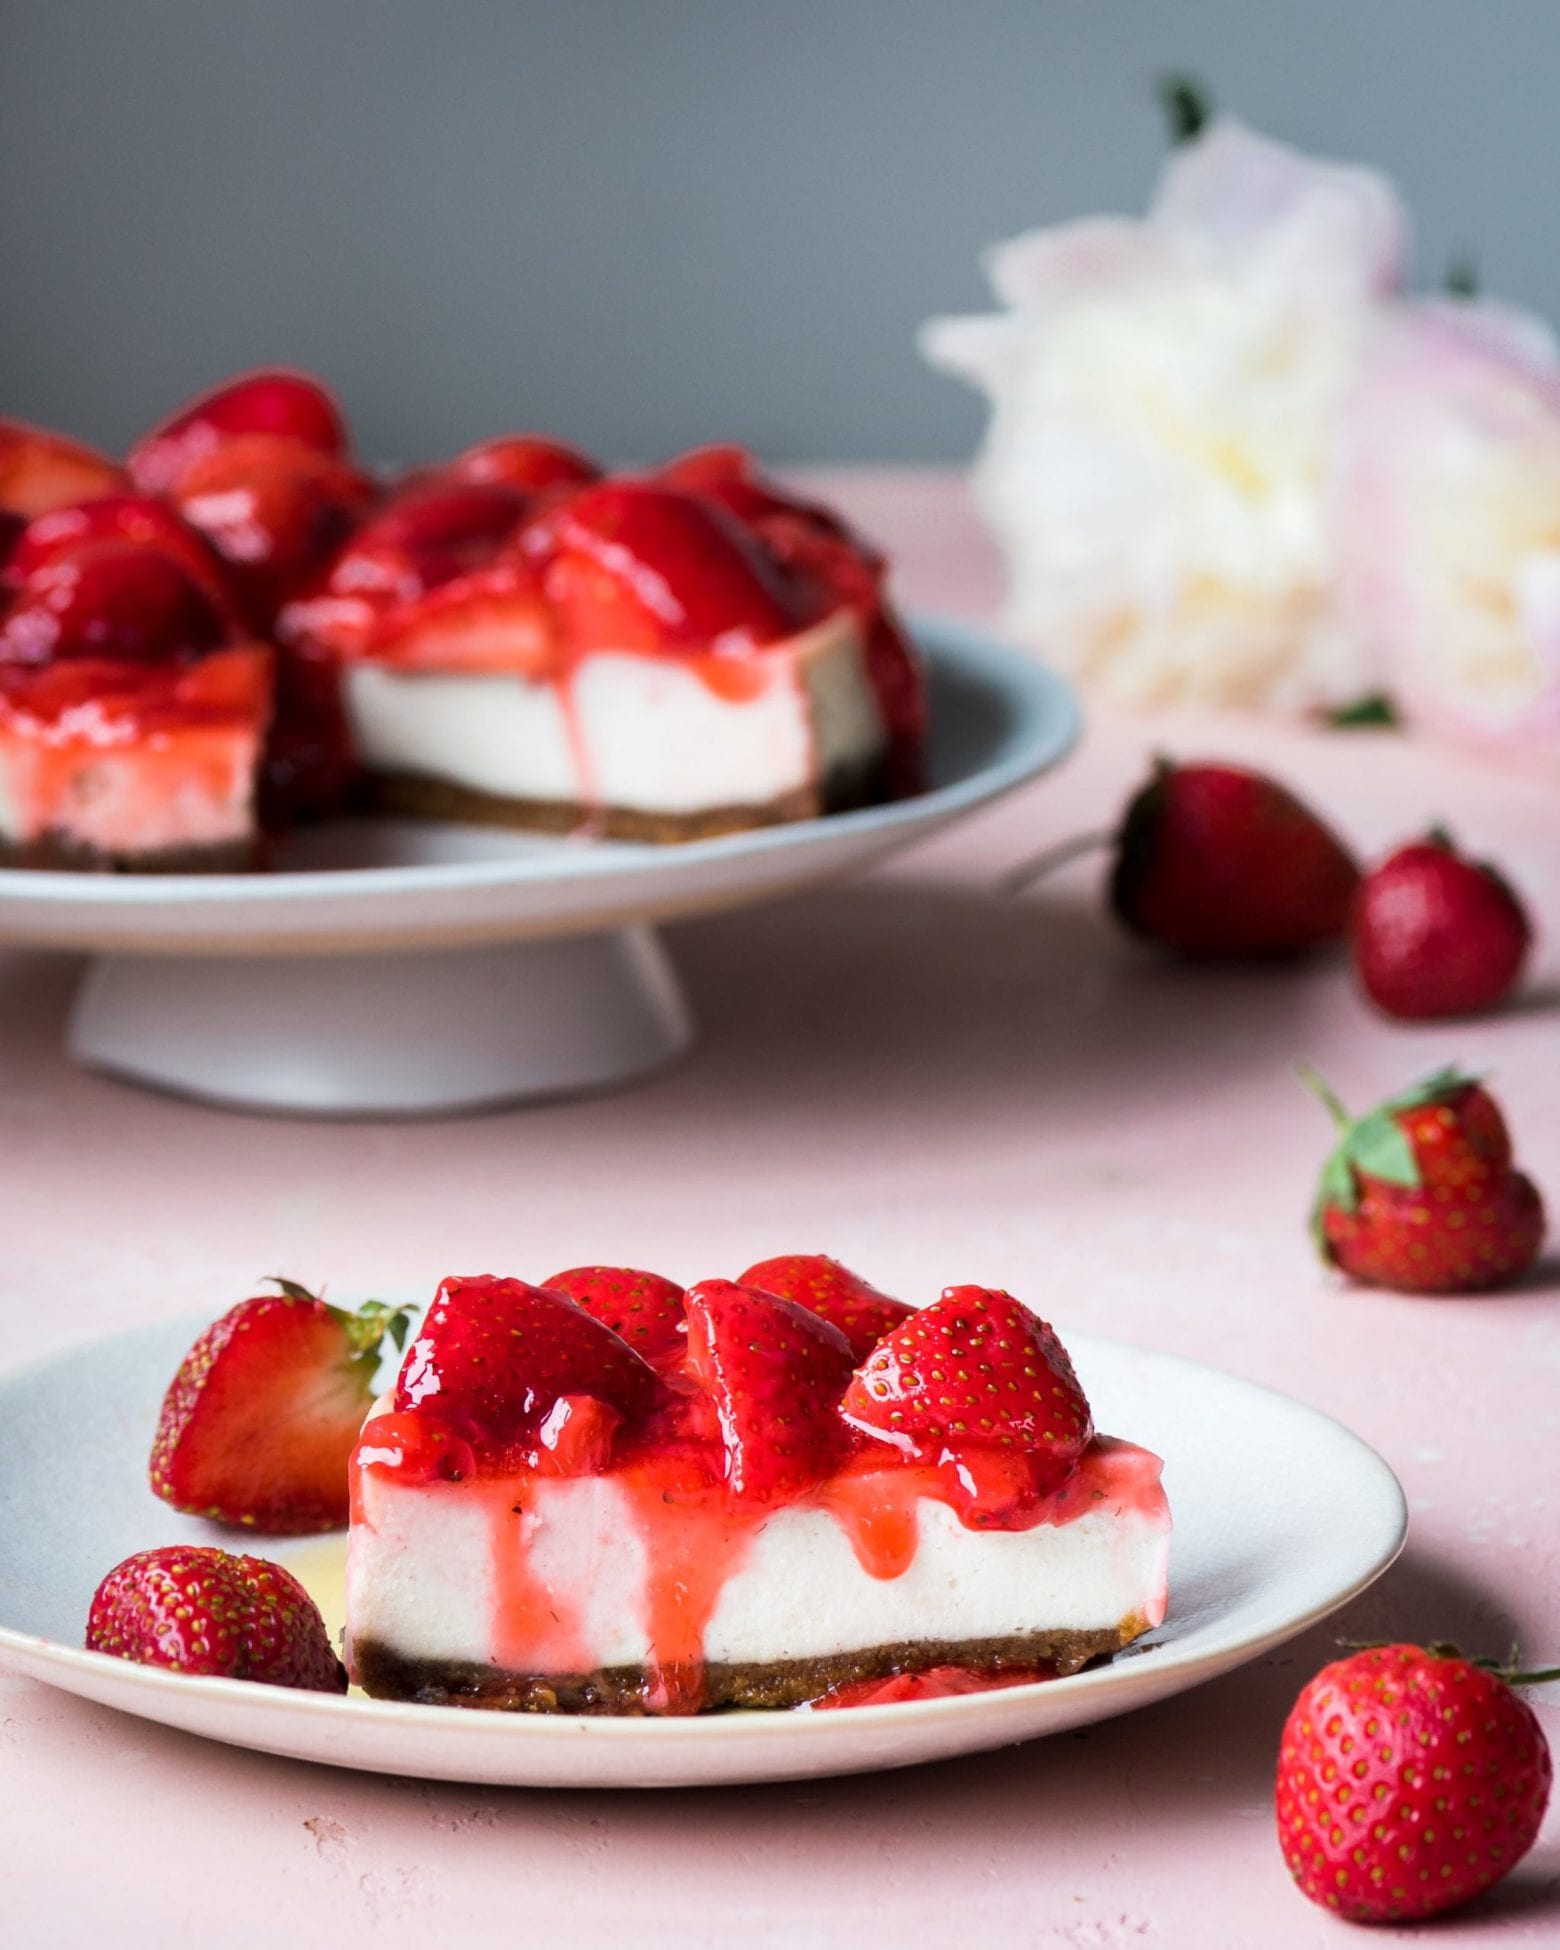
[
  {"x1": 1296, "y1": 1063, "x2": 1351, "y2": 1131},
  {"x1": 1470, "y1": 1653, "x2": 1560, "y2": 1687},
  {"x1": 999, "y1": 829, "x2": 1117, "y2": 898}
]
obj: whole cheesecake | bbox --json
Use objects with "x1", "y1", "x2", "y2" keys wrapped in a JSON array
[
  {"x1": 0, "y1": 376, "x2": 927, "y2": 866},
  {"x1": 343, "y1": 1260, "x2": 1170, "y2": 1714}
]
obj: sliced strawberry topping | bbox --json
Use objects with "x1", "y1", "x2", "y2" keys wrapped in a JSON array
[
  {"x1": 534, "y1": 480, "x2": 807, "y2": 655},
  {"x1": 0, "y1": 539, "x2": 232, "y2": 668},
  {"x1": 439, "y1": 434, "x2": 601, "y2": 497},
  {"x1": 128, "y1": 367, "x2": 348, "y2": 496},
  {"x1": 353, "y1": 1410, "x2": 475, "y2": 1485},
  {"x1": 341, "y1": 483, "x2": 528, "y2": 596},
  {"x1": 87, "y1": 1544, "x2": 346, "y2": 1691},
  {"x1": 0, "y1": 416, "x2": 126, "y2": 519},
  {"x1": 393, "y1": 1274, "x2": 665, "y2": 1458},
  {"x1": 544, "y1": 1266, "x2": 688, "y2": 1373},
  {"x1": 682, "y1": 1278, "x2": 856, "y2": 1507},
  {"x1": 364, "y1": 560, "x2": 554, "y2": 674},
  {"x1": 739, "y1": 1254, "x2": 912, "y2": 1363},
  {"x1": 1, "y1": 494, "x2": 238, "y2": 616},
  {"x1": 149, "y1": 1281, "x2": 413, "y2": 1533},
  {"x1": 172, "y1": 433, "x2": 378, "y2": 629},
  {"x1": 659, "y1": 445, "x2": 867, "y2": 562},
  {"x1": 530, "y1": 1394, "x2": 624, "y2": 1476},
  {"x1": 842, "y1": 1287, "x2": 1093, "y2": 1495}
]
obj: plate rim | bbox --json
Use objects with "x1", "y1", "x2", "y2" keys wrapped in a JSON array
[
  {"x1": 0, "y1": 1317, "x2": 1408, "y2": 1748},
  {"x1": 0, "y1": 613, "x2": 1078, "y2": 916}
]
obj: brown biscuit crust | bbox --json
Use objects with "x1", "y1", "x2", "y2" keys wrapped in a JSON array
[
  {"x1": 0, "y1": 832, "x2": 258, "y2": 874},
  {"x1": 352, "y1": 1615, "x2": 1153, "y2": 1714}
]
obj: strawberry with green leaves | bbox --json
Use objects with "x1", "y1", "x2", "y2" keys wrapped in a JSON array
[
  {"x1": 87, "y1": 1544, "x2": 347, "y2": 1691},
  {"x1": 1277, "y1": 1642, "x2": 1555, "y2": 1923},
  {"x1": 1305, "y1": 1067, "x2": 1545, "y2": 1294},
  {"x1": 150, "y1": 1279, "x2": 413, "y2": 1532}
]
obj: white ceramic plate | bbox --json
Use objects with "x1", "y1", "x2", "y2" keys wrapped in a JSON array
[
  {"x1": 0, "y1": 615, "x2": 1077, "y2": 955},
  {"x1": 0, "y1": 1316, "x2": 1405, "y2": 1789}
]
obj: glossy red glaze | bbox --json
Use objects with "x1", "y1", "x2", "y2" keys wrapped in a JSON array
[
  {"x1": 439, "y1": 435, "x2": 601, "y2": 497},
  {"x1": 0, "y1": 644, "x2": 272, "y2": 850},
  {"x1": 393, "y1": 1275, "x2": 665, "y2": 1457},
  {"x1": 535, "y1": 480, "x2": 809, "y2": 655},
  {"x1": 684, "y1": 1278, "x2": 856, "y2": 1508},
  {"x1": 257, "y1": 643, "x2": 358, "y2": 828},
  {"x1": 172, "y1": 434, "x2": 378, "y2": 630},
  {"x1": 811, "y1": 1664, "x2": 1058, "y2": 1709},
  {"x1": 1, "y1": 495, "x2": 237, "y2": 615},
  {"x1": 127, "y1": 368, "x2": 348, "y2": 497},
  {"x1": 0, "y1": 540, "x2": 231, "y2": 668},
  {"x1": 354, "y1": 1411, "x2": 476, "y2": 1487}
]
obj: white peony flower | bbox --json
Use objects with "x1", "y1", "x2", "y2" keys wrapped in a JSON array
[
  {"x1": 1335, "y1": 299, "x2": 1560, "y2": 757},
  {"x1": 922, "y1": 119, "x2": 1406, "y2": 710}
]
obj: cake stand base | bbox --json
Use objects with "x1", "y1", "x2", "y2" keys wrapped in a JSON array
[{"x1": 67, "y1": 928, "x2": 694, "y2": 1116}]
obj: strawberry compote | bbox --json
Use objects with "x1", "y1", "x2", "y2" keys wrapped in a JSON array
[{"x1": 345, "y1": 1270, "x2": 1171, "y2": 1715}]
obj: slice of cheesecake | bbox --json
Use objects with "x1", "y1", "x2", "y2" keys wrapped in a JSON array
[
  {"x1": 0, "y1": 499, "x2": 271, "y2": 871},
  {"x1": 344, "y1": 1262, "x2": 1170, "y2": 1714},
  {"x1": 283, "y1": 472, "x2": 921, "y2": 842}
]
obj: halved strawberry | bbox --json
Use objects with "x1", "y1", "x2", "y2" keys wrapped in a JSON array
[
  {"x1": 1, "y1": 494, "x2": 239, "y2": 617},
  {"x1": 87, "y1": 1544, "x2": 346, "y2": 1691},
  {"x1": 0, "y1": 540, "x2": 233, "y2": 668},
  {"x1": 842, "y1": 1287, "x2": 1093, "y2": 1494},
  {"x1": 365, "y1": 561, "x2": 554, "y2": 674},
  {"x1": 128, "y1": 367, "x2": 348, "y2": 496},
  {"x1": 278, "y1": 482, "x2": 530, "y2": 660},
  {"x1": 660, "y1": 444, "x2": 867, "y2": 561},
  {"x1": 544, "y1": 1266, "x2": 688, "y2": 1373},
  {"x1": 0, "y1": 416, "x2": 125, "y2": 519},
  {"x1": 440, "y1": 434, "x2": 601, "y2": 497},
  {"x1": 353, "y1": 1409, "x2": 475, "y2": 1485},
  {"x1": 534, "y1": 480, "x2": 806, "y2": 653},
  {"x1": 393, "y1": 1274, "x2": 665, "y2": 1455},
  {"x1": 682, "y1": 1278, "x2": 855, "y2": 1507},
  {"x1": 738, "y1": 1255, "x2": 912, "y2": 1363},
  {"x1": 172, "y1": 433, "x2": 378, "y2": 629},
  {"x1": 150, "y1": 1279, "x2": 413, "y2": 1533}
]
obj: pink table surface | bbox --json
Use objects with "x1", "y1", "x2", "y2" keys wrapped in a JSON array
[{"x1": 3, "y1": 471, "x2": 1558, "y2": 1948}]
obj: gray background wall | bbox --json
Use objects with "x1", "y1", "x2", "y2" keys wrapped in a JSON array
[{"x1": 3, "y1": 1, "x2": 1556, "y2": 464}]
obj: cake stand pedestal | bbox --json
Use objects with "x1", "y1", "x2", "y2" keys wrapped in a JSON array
[{"x1": 68, "y1": 928, "x2": 693, "y2": 1116}]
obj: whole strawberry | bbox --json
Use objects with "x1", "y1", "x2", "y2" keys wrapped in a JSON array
[
  {"x1": 1277, "y1": 1643, "x2": 1554, "y2": 1923},
  {"x1": 1353, "y1": 829, "x2": 1532, "y2": 1020},
  {"x1": 1111, "y1": 760, "x2": 1359, "y2": 955},
  {"x1": 87, "y1": 1544, "x2": 346, "y2": 1691},
  {"x1": 151, "y1": 1280, "x2": 413, "y2": 1533},
  {"x1": 1306, "y1": 1067, "x2": 1545, "y2": 1294}
]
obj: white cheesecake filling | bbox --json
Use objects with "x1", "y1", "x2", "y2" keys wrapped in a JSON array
[
  {"x1": 0, "y1": 725, "x2": 258, "y2": 854},
  {"x1": 346, "y1": 1451, "x2": 1170, "y2": 1674},
  {"x1": 342, "y1": 610, "x2": 885, "y2": 816}
]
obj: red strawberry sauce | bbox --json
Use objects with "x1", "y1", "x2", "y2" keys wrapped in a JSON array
[{"x1": 353, "y1": 1423, "x2": 1165, "y2": 1713}]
